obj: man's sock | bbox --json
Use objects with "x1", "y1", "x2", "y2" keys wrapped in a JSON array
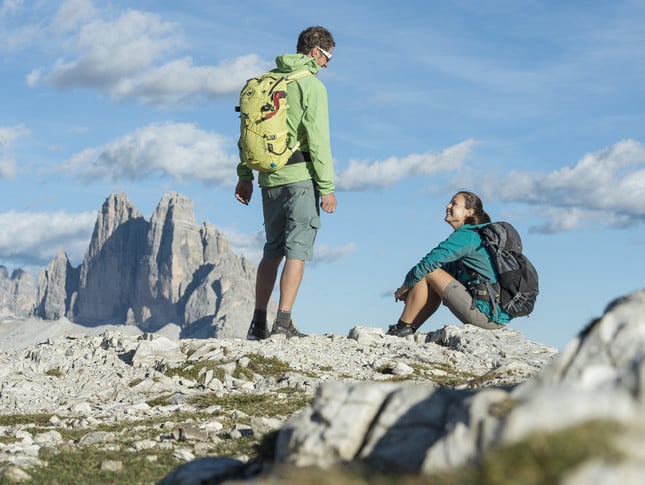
[
  {"x1": 253, "y1": 309, "x2": 267, "y2": 324},
  {"x1": 397, "y1": 319, "x2": 412, "y2": 327},
  {"x1": 276, "y1": 310, "x2": 292, "y2": 327}
]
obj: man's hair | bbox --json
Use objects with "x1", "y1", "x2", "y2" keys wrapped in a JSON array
[
  {"x1": 457, "y1": 190, "x2": 492, "y2": 225},
  {"x1": 297, "y1": 26, "x2": 335, "y2": 55}
]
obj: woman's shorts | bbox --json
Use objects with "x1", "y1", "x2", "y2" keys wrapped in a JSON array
[
  {"x1": 262, "y1": 180, "x2": 321, "y2": 261},
  {"x1": 443, "y1": 279, "x2": 504, "y2": 330}
]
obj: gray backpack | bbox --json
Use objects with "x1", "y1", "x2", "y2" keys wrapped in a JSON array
[{"x1": 476, "y1": 222, "x2": 539, "y2": 318}]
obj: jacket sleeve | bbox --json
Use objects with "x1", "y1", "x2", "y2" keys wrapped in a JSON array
[
  {"x1": 404, "y1": 229, "x2": 476, "y2": 288},
  {"x1": 302, "y1": 81, "x2": 334, "y2": 194},
  {"x1": 236, "y1": 141, "x2": 254, "y2": 181}
]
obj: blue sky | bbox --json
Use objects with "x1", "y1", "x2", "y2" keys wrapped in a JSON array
[{"x1": 1, "y1": 0, "x2": 643, "y2": 349}]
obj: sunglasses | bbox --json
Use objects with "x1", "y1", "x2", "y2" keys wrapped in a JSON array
[{"x1": 316, "y1": 46, "x2": 332, "y2": 62}]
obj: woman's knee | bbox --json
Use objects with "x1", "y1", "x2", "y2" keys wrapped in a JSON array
[{"x1": 425, "y1": 268, "x2": 455, "y2": 295}]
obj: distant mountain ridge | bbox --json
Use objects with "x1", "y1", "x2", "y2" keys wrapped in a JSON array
[
  {"x1": 0, "y1": 267, "x2": 36, "y2": 318},
  {"x1": 1, "y1": 192, "x2": 263, "y2": 338}
]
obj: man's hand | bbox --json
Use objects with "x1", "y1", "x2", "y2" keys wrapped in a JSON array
[
  {"x1": 235, "y1": 180, "x2": 253, "y2": 205},
  {"x1": 320, "y1": 193, "x2": 337, "y2": 214}
]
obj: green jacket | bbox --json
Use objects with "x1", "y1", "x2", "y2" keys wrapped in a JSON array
[
  {"x1": 237, "y1": 54, "x2": 335, "y2": 195},
  {"x1": 404, "y1": 224, "x2": 512, "y2": 324}
]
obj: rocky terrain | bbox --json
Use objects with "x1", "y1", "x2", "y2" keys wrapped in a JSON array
[
  {"x1": 1, "y1": 191, "x2": 270, "y2": 338},
  {"x1": 1, "y1": 289, "x2": 644, "y2": 484},
  {"x1": 0, "y1": 317, "x2": 556, "y2": 483}
]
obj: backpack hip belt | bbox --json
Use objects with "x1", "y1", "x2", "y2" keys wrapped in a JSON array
[
  {"x1": 287, "y1": 150, "x2": 311, "y2": 165},
  {"x1": 467, "y1": 280, "x2": 501, "y2": 310}
]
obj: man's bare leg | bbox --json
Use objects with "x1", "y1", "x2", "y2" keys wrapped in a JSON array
[
  {"x1": 254, "y1": 256, "x2": 283, "y2": 311},
  {"x1": 278, "y1": 259, "x2": 304, "y2": 311}
]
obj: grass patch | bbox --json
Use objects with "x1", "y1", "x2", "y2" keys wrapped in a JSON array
[
  {"x1": 413, "y1": 419, "x2": 622, "y2": 485},
  {"x1": 0, "y1": 413, "x2": 54, "y2": 427},
  {"x1": 164, "y1": 360, "x2": 225, "y2": 382},
  {"x1": 251, "y1": 420, "x2": 624, "y2": 485},
  {"x1": 162, "y1": 353, "x2": 294, "y2": 384},
  {"x1": 468, "y1": 419, "x2": 623, "y2": 484},
  {"x1": 245, "y1": 354, "x2": 292, "y2": 375},
  {"x1": 188, "y1": 392, "x2": 311, "y2": 418},
  {"x1": 19, "y1": 448, "x2": 178, "y2": 485},
  {"x1": 423, "y1": 361, "x2": 481, "y2": 388},
  {"x1": 45, "y1": 367, "x2": 64, "y2": 378},
  {"x1": 128, "y1": 377, "x2": 144, "y2": 387}
]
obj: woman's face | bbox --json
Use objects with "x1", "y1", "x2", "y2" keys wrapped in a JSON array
[{"x1": 445, "y1": 194, "x2": 473, "y2": 229}]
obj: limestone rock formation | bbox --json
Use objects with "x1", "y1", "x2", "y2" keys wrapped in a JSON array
[
  {"x1": 73, "y1": 192, "x2": 147, "y2": 324},
  {"x1": 33, "y1": 192, "x2": 262, "y2": 337},
  {"x1": 4, "y1": 285, "x2": 645, "y2": 483},
  {"x1": 274, "y1": 289, "x2": 645, "y2": 482},
  {"x1": 0, "y1": 316, "x2": 557, "y2": 482},
  {"x1": 0, "y1": 266, "x2": 37, "y2": 318},
  {"x1": 34, "y1": 250, "x2": 79, "y2": 320}
]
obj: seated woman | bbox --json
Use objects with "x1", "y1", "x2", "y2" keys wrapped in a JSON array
[{"x1": 388, "y1": 190, "x2": 511, "y2": 337}]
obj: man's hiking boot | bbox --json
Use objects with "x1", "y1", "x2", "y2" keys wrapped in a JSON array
[
  {"x1": 386, "y1": 322, "x2": 416, "y2": 337},
  {"x1": 271, "y1": 319, "x2": 307, "y2": 338},
  {"x1": 246, "y1": 320, "x2": 269, "y2": 340}
]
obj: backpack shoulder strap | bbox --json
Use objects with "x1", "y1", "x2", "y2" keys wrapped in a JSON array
[{"x1": 285, "y1": 69, "x2": 313, "y2": 82}]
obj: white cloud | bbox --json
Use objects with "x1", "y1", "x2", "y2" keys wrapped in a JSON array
[
  {"x1": 0, "y1": 0, "x2": 22, "y2": 19},
  {"x1": 477, "y1": 139, "x2": 645, "y2": 232},
  {"x1": 2, "y1": 23, "x2": 43, "y2": 53},
  {"x1": 27, "y1": 7, "x2": 269, "y2": 106},
  {"x1": 50, "y1": 0, "x2": 96, "y2": 34},
  {"x1": 0, "y1": 210, "x2": 96, "y2": 267},
  {"x1": 0, "y1": 124, "x2": 29, "y2": 148},
  {"x1": 0, "y1": 124, "x2": 29, "y2": 178},
  {"x1": 221, "y1": 228, "x2": 265, "y2": 264},
  {"x1": 335, "y1": 139, "x2": 476, "y2": 191},
  {"x1": 111, "y1": 54, "x2": 269, "y2": 106},
  {"x1": 46, "y1": 10, "x2": 182, "y2": 90},
  {"x1": 311, "y1": 242, "x2": 357, "y2": 265},
  {"x1": 0, "y1": 157, "x2": 16, "y2": 178},
  {"x1": 61, "y1": 122, "x2": 238, "y2": 185}
]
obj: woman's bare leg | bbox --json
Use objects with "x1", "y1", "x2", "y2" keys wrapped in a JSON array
[{"x1": 399, "y1": 268, "x2": 456, "y2": 328}]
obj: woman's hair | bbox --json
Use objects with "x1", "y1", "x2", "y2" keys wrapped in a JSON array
[
  {"x1": 297, "y1": 26, "x2": 335, "y2": 54},
  {"x1": 457, "y1": 191, "x2": 491, "y2": 225}
]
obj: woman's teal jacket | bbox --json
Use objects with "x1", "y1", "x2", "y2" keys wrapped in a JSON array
[{"x1": 404, "y1": 223, "x2": 512, "y2": 324}]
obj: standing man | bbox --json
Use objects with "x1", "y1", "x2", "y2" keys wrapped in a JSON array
[{"x1": 234, "y1": 26, "x2": 337, "y2": 339}]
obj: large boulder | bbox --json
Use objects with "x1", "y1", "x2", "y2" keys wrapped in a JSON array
[{"x1": 276, "y1": 290, "x2": 645, "y2": 478}]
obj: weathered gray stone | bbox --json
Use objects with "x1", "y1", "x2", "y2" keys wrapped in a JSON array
[
  {"x1": 130, "y1": 336, "x2": 185, "y2": 368},
  {"x1": 35, "y1": 250, "x2": 78, "y2": 320},
  {"x1": 273, "y1": 290, "x2": 645, "y2": 477},
  {"x1": 0, "y1": 267, "x2": 36, "y2": 318},
  {"x1": 157, "y1": 457, "x2": 246, "y2": 485},
  {"x1": 0, "y1": 466, "x2": 32, "y2": 482},
  {"x1": 73, "y1": 193, "x2": 147, "y2": 324},
  {"x1": 30, "y1": 191, "x2": 265, "y2": 338},
  {"x1": 21, "y1": 288, "x2": 645, "y2": 484}
]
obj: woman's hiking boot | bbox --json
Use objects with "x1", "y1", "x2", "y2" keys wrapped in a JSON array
[
  {"x1": 386, "y1": 322, "x2": 416, "y2": 337},
  {"x1": 246, "y1": 320, "x2": 269, "y2": 340},
  {"x1": 271, "y1": 319, "x2": 307, "y2": 338}
]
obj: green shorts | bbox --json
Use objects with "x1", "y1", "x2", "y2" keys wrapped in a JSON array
[{"x1": 261, "y1": 180, "x2": 321, "y2": 261}]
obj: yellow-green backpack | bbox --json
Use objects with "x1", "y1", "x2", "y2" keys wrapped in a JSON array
[{"x1": 236, "y1": 70, "x2": 312, "y2": 172}]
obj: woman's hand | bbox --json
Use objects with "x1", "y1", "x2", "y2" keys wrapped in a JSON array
[{"x1": 394, "y1": 285, "x2": 409, "y2": 302}]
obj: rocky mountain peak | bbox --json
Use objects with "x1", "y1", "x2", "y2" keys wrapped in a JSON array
[
  {"x1": 85, "y1": 191, "x2": 144, "y2": 261},
  {"x1": 4, "y1": 191, "x2": 263, "y2": 338}
]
